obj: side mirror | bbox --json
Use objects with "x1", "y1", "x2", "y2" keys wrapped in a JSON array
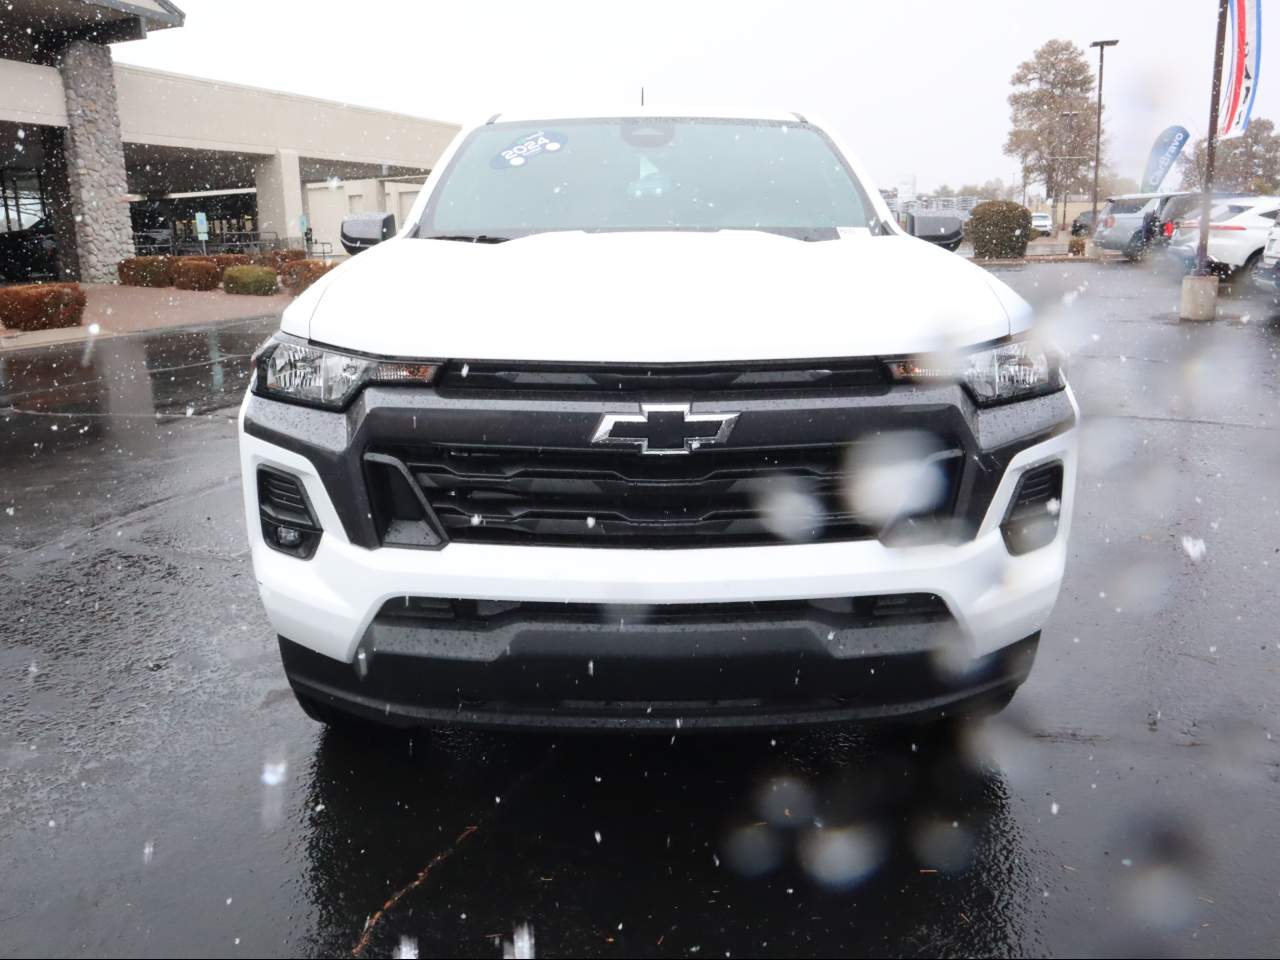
[
  {"x1": 906, "y1": 213, "x2": 964, "y2": 252},
  {"x1": 340, "y1": 212, "x2": 396, "y2": 255}
]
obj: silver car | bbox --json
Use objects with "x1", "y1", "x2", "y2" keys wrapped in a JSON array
[{"x1": 1092, "y1": 193, "x2": 1171, "y2": 260}]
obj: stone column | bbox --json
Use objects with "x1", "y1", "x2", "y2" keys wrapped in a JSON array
[
  {"x1": 254, "y1": 149, "x2": 305, "y2": 246},
  {"x1": 58, "y1": 40, "x2": 136, "y2": 283}
]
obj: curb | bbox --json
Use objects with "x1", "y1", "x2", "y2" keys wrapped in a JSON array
[{"x1": 970, "y1": 255, "x2": 1117, "y2": 267}]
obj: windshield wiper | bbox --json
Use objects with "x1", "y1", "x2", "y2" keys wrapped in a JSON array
[{"x1": 423, "y1": 234, "x2": 510, "y2": 244}]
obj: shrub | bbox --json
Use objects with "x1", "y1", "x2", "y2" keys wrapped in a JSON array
[
  {"x1": 967, "y1": 201, "x2": 1033, "y2": 260},
  {"x1": 223, "y1": 265, "x2": 278, "y2": 295},
  {"x1": 117, "y1": 255, "x2": 175, "y2": 287},
  {"x1": 0, "y1": 283, "x2": 87, "y2": 332},
  {"x1": 279, "y1": 258, "x2": 335, "y2": 294},
  {"x1": 251, "y1": 248, "x2": 307, "y2": 272},
  {"x1": 208, "y1": 253, "x2": 251, "y2": 278},
  {"x1": 1068, "y1": 236, "x2": 1086, "y2": 257},
  {"x1": 172, "y1": 259, "x2": 221, "y2": 291}
]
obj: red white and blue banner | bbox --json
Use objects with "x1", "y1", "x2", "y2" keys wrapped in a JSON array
[{"x1": 1218, "y1": 0, "x2": 1262, "y2": 140}]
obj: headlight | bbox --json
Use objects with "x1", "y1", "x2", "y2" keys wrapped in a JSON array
[
  {"x1": 252, "y1": 333, "x2": 439, "y2": 410},
  {"x1": 885, "y1": 338, "x2": 1065, "y2": 405}
]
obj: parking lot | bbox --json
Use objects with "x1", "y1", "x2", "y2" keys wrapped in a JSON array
[{"x1": 2, "y1": 260, "x2": 1279, "y2": 958}]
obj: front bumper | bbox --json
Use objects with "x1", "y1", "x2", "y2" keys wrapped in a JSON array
[
  {"x1": 1168, "y1": 241, "x2": 1250, "y2": 276},
  {"x1": 1094, "y1": 229, "x2": 1137, "y2": 252},
  {"x1": 239, "y1": 381, "x2": 1077, "y2": 728},
  {"x1": 280, "y1": 629, "x2": 1040, "y2": 731}
]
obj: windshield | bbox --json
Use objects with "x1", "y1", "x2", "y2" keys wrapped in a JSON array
[
  {"x1": 416, "y1": 117, "x2": 878, "y2": 241},
  {"x1": 1104, "y1": 198, "x2": 1151, "y2": 216},
  {"x1": 1161, "y1": 195, "x2": 1202, "y2": 221}
]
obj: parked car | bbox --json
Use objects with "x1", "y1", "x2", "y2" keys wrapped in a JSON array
[
  {"x1": 1147, "y1": 193, "x2": 1199, "y2": 250},
  {"x1": 1255, "y1": 219, "x2": 1280, "y2": 299},
  {"x1": 1093, "y1": 193, "x2": 1177, "y2": 260},
  {"x1": 1030, "y1": 212, "x2": 1054, "y2": 237},
  {"x1": 1167, "y1": 195, "x2": 1280, "y2": 281},
  {"x1": 240, "y1": 109, "x2": 1078, "y2": 732},
  {"x1": 1070, "y1": 209, "x2": 1094, "y2": 237},
  {"x1": 0, "y1": 216, "x2": 57, "y2": 282}
]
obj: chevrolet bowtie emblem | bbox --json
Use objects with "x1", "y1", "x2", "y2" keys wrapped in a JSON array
[{"x1": 591, "y1": 404, "x2": 739, "y2": 455}]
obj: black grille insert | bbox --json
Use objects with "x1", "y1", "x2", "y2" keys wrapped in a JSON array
[
  {"x1": 371, "y1": 443, "x2": 963, "y2": 548},
  {"x1": 258, "y1": 469, "x2": 315, "y2": 528},
  {"x1": 436, "y1": 358, "x2": 890, "y2": 396},
  {"x1": 376, "y1": 593, "x2": 952, "y2": 628}
]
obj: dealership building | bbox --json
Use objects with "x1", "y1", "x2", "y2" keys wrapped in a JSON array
[{"x1": 0, "y1": 0, "x2": 459, "y2": 282}]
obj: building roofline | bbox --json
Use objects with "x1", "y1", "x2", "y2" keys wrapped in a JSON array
[
  {"x1": 112, "y1": 62, "x2": 461, "y2": 131},
  {"x1": 90, "y1": 0, "x2": 185, "y2": 29}
]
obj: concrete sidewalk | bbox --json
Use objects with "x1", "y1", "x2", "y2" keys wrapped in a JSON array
[{"x1": 0, "y1": 283, "x2": 293, "y2": 353}]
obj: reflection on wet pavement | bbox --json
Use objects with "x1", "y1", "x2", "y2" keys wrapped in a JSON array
[{"x1": 0, "y1": 315, "x2": 275, "y2": 440}]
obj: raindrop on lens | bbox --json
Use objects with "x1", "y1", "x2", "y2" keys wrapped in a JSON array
[{"x1": 798, "y1": 825, "x2": 885, "y2": 889}]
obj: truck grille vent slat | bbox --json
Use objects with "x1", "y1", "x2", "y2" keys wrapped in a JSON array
[{"x1": 367, "y1": 443, "x2": 962, "y2": 548}]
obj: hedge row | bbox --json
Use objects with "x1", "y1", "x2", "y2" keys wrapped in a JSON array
[
  {"x1": 279, "y1": 258, "x2": 336, "y2": 294},
  {"x1": 116, "y1": 250, "x2": 306, "y2": 290},
  {"x1": 117, "y1": 255, "x2": 175, "y2": 287},
  {"x1": 0, "y1": 283, "x2": 87, "y2": 332},
  {"x1": 173, "y1": 258, "x2": 221, "y2": 291},
  {"x1": 254, "y1": 249, "x2": 306, "y2": 271}
]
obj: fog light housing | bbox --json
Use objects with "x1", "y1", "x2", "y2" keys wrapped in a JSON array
[
  {"x1": 1000, "y1": 461, "x2": 1063, "y2": 555},
  {"x1": 258, "y1": 467, "x2": 323, "y2": 559}
]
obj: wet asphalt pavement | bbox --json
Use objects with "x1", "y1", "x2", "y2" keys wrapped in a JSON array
[{"x1": 2, "y1": 263, "x2": 1279, "y2": 958}]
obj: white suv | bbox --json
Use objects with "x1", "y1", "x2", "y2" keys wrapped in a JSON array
[
  {"x1": 1168, "y1": 195, "x2": 1280, "y2": 280},
  {"x1": 238, "y1": 110, "x2": 1078, "y2": 731}
]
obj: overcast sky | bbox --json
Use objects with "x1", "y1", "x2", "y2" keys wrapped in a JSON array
[{"x1": 113, "y1": 0, "x2": 1276, "y2": 194}]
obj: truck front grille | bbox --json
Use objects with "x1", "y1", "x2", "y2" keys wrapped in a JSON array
[{"x1": 366, "y1": 442, "x2": 963, "y2": 548}]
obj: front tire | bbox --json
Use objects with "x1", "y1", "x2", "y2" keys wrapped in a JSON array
[{"x1": 1223, "y1": 251, "x2": 1262, "y2": 297}]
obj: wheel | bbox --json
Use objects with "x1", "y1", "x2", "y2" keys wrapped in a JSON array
[{"x1": 1222, "y1": 251, "x2": 1262, "y2": 297}]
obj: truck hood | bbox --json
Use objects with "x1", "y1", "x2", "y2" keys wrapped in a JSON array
[{"x1": 288, "y1": 230, "x2": 1028, "y2": 363}]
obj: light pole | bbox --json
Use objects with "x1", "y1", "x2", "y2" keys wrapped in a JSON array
[
  {"x1": 1089, "y1": 40, "x2": 1118, "y2": 237},
  {"x1": 1059, "y1": 109, "x2": 1081, "y2": 233}
]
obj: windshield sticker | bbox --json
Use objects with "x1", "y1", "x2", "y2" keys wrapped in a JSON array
[{"x1": 491, "y1": 131, "x2": 566, "y2": 169}]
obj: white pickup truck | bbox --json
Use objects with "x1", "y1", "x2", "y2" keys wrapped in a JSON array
[{"x1": 238, "y1": 109, "x2": 1078, "y2": 732}]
